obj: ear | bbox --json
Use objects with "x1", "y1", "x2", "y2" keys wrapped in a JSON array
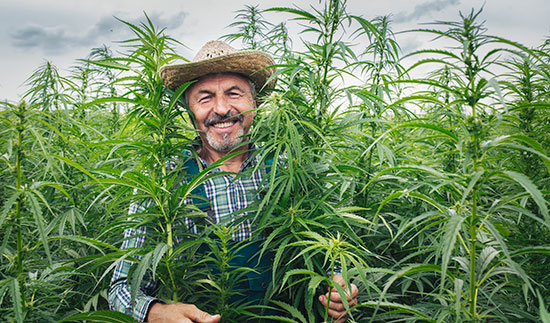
[{"x1": 249, "y1": 97, "x2": 258, "y2": 118}]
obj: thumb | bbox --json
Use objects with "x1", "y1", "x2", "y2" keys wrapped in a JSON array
[
  {"x1": 332, "y1": 274, "x2": 345, "y2": 286},
  {"x1": 188, "y1": 308, "x2": 221, "y2": 323},
  {"x1": 328, "y1": 274, "x2": 346, "y2": 292},
  {"x1": 203, "y1": 314, "x2": 221, "y2": 323}
]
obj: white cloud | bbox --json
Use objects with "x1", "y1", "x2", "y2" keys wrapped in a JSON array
[
  {"x1": 1, "y1": 0, "x2": 549, "y2": 101},
  {"x1": 393, "y1": 0, "x2": 461, "y2": 23},
  {"x1": 9, "y1": 11, "x2": 188, "y2": 55}
]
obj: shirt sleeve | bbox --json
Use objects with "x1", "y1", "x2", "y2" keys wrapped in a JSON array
[{"x1": 108, "y1": 202, "x2": 159, "y2": 322}]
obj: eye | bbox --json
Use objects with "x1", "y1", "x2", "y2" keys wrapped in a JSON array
[
  {"x1": 197, "y1": 94, "x2": 212, "y2": 103},
  {"x1": 228, "y1": 91, "x2": 242, "y2": 98}
]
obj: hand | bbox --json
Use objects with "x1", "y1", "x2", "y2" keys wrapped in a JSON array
[
  {"x1": 147, "y1": 302, "x2": 221, "y2": 323},
  {"x1": 318, "y1": 274, "x2": 358, "y2": 323}
]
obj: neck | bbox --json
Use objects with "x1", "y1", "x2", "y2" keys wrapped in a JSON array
[{"x1": 199, "y1": 142, "x2": 250, "y2": 173}]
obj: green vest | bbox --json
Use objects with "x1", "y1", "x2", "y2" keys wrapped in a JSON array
[{"x1": 184, "y1": 153, "x2": 273, "y2": 304}]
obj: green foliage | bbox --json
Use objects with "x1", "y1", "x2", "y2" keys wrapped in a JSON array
[{"x1": 1, "y1": 2, "x2": 549, "y2": 322}]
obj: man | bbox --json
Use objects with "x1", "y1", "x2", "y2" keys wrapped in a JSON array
[{"x1": 109, "y1": 41, "x2": 358, "y2": 323}]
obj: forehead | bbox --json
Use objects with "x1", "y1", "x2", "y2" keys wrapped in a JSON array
[{"x1": 188, "y1": 73, "x2": 253, "y2": 94}]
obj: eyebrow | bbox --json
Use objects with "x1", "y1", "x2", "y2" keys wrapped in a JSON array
[
  {"x1": 193, "y1": 85, "x2": 248, "y2": 101},
  {"x1": 196, "y1": 89, "x2": 215, "y2": 97},
  {"x1": 196, "y1": 86, "x2": 245, "y2": 96},
  {"x1": 225, "y1": 85, "x2": 246, "y2": 93}
]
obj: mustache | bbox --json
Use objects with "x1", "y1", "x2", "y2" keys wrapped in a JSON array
[{"x1": 204, "y1": 112, "x2": 244, "y2": 127}]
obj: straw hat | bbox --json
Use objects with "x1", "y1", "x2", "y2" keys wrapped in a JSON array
[{"x1": 160, "y1": 40, "x2": 277, "y2": 92}]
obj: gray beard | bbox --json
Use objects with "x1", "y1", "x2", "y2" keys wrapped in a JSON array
[{"x1": 205, "y1": 126, "x2": 245, "y2": 153}]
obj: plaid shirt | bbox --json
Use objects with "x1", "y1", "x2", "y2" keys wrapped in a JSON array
[{"x1": 108, "y1": 148, "x2": 269, "y2": 321}]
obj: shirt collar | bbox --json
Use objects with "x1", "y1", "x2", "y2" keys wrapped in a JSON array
[{"x1": 195, "y1": 142, "x2": 259, "y2": 173}]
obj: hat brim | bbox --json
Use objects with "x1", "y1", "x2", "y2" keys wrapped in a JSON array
[{"x1": 160, "y1": 50, "x2": 277, "y2": 93}]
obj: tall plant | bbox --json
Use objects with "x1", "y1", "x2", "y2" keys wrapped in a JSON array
[
  {"x1": 360, "y1": 8, "x2": 550, "y2": 321},
  {"x1": 0, "y1": 100, "x2": 73, "y2": 322},
  {"x1": 2, "y1": 2, "x2": 549, "y2": 322},
  {"x1": 227, "y1": 1, "x2": 378, "y2": 321},
  {"x1": 60, "y1": 14, "x2": 273, "y2": 322}
]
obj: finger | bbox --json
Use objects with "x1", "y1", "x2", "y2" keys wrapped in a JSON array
[
  {"x1": 327, "y1": 275, "x2": 354, "y2": 291},
  {"x1": 325, "y1": 296, "x2": 358, "y2": 315},
  {"x1": 326, "y1": 290, "x2": 351, "y2": 303},
  {"x1": 327, "y1": 308, "x2": 349, "y2": 322},
  {"x1": 318, "y1": 294, "x2": 328, "y2": 307},
  {"x1": 200, "y1": 314, "x2": 221, "y2": 323},
  {"x1": 334, "y1": 298, "x2": 357, "y2": 310},
  {"x1": 324, "y1": 274, "x2": 344, "y2": 296},
  {"x1": 332, "y1": 274, "x2": 345, "y2": 285},
  {"x1": 329, "y1": 274, "x2": 346, "y2": 291},
  {"x1": 327, "y1": 298, "x2": 357, "y2": 311},
  {"x1": 320, "y1": 294, "x2": 357, "y2": 311},
  {"x1": 193, "y1": 313, "x2": 221, "y2": 323},
  {"x1": 328, "y1": 301, "x2": 347, "y2": 312},
  {"x1": 319, "y1": 294, "x2": 344, "y2": 309},
  {"x1": 327, "y1": 283, "x2": 359, "y2": 302},
  {"x1": 184, "y1": 304, "x2": 221, "y2": 323}
]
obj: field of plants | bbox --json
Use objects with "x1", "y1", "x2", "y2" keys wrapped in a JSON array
[{"x1": 1, "y1": 1, "x2": 549, "y2": 322}]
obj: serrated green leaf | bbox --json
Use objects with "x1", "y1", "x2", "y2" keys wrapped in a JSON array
[
  {"x1": 131, "y1": 251, "x2": 152, "y2": 308},
  {"x1": 26, "y1": 191, "x2": 52, "y2": 264},
  {"x1": 0, "y1": 191, "x2": 20, "y2": 227},
  {"x1": 9, "y1": 278, "x2": 24, "y2": 323},
  {"x1": 539, "y1": 291, "x2": 550, "y2": 323},
  {"x1": 503, "y1": 170, "x2": 549, "y2": 227},
  {"x1": 150, "y1": 242, "x2": 169, "y2": 278},
  {"x1": 269, "y1": 300, "x2": 308, "y2": 323},
  {"x1": 356, "y1": 301, "x2": 436, "y2": 322},
  {"x1": 59, "y1": 310, "x2": 137, "y2": 322},
  {"x1": 51, "y1": 235, "x2": 119, "y2": 254},
  {"x1": 440, "y1": 212, "x2": 465, "y2": 293}
]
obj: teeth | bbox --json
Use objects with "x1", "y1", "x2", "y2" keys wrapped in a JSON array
[{"x1": 213, "y1": 121, "x2": 234, "y2": 128}]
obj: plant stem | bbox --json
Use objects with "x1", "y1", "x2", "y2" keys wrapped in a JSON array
[
  {"x1": 15, "y1": 103, "x2": 25, "y2": 278},
  {"x1": 324, "y1": 261, "x2": 335, "y2": 322},
  {"x1": 469, "y1": 188, "x2": 478, "y2": 321},
  {"x1": 165, "y1": 221, "x2": 178, "y2": 302}
]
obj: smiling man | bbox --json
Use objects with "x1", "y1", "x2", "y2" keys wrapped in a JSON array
[
  {"x1": 187, "y1": 72, "x2": 257, "y2": 172},
  {"x1": 108, "y1": 41, "x2": 358, "y2": 323}
]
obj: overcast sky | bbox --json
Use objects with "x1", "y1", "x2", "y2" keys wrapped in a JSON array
[{"x1": 1, "y1": 0, "x2": 548, "y2": 101}]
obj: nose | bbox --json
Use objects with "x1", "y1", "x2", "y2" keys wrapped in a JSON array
[{"x1": 212, "y1": 96, "x2": 231, "y2": 116}]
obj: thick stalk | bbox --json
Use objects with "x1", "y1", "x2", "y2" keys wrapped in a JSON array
[
  {"x1": 324, "y1": 259, "x2": 335, "y2": 322},
  {"x1": 468, "y1": 96, "x2": 479, "y2": 320},
  {"x1": 15, "y1": 104, "x2": 24, "y2": 278},
  {"x1": 469, "y1": 188, "x2": 478, "y2": 321},
  {"x1": 165, "y1": 221, "x2": 178, "y2": 302},
  {"x1": 363, "y1": 139, "x2": 375, "y2": 205},
  {"x1": 462, "y1": 23, "x2": 480, "y2": 318},
  {"x1": 15, "y1": 185, "x2": 23, "y2": 278},
  {"x1": 12, "y1": 103, "x2": 27, "y2": 316}
]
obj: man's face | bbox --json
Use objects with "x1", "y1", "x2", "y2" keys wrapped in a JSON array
[{"x1": 187, "y1": 73, "x2": 256, "y2": 154}]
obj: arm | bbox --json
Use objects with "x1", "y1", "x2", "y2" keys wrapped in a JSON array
[
  {"x1": 108, "y1": 202, "x2": 221, "y2": 322},
  {"x1": 108, "y1": 225, "x2": 160, "y2": 322}
]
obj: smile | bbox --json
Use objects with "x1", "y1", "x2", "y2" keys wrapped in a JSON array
[
  {"x1": 212, "y1": 120, "x2": 238, "y2": 129},
  {"x1": 206, "y1": 113, "x2": 244, "y2": 130}
]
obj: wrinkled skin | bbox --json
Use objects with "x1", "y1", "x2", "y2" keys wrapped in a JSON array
[{"x1": 147, "y1": 303, "x2": 221, "y2": 323}]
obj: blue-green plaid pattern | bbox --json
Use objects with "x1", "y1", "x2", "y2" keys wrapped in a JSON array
[{"x1": 108, "y1": 150, "x2": 267, "y2": 321}]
